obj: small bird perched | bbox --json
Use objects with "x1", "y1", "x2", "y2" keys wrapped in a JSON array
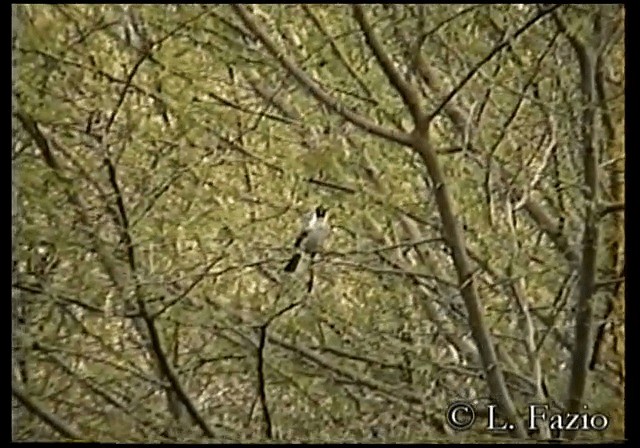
[{"x1": 283, "y1": 206, "x2": 331, "y2": 273}]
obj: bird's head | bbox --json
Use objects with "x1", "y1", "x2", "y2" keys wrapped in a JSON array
[{"x1": 315, "y1": 206, "x2": 328, "y2": 218}]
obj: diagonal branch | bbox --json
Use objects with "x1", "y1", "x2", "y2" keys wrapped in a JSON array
[
  {"x1": 231, "y1": 5, "x2": 412, "y2": 147},
  {"x1": 12, "y1": 382, "x2": 84, "y2": 441},
  {"x1": 103, "y1": 9, "x2": 212, "y2": 136},
  {"x1": 513, "y1": 117, "x2": 558, "y2": 211},
  {"x1": 352, "y1": 4, "x2": 424, "y2": 122},
  {"x1": 15, "y1": 110, "x2": 133, "y2": 289},
  {"x1": 410, "y1": 119, "x2": 527, "y2": 439},
  {"x1": 140, "y1": 307, "x2": 223, "y2": 439},
  {"x1": 425, "y1": 4, "x2": 561, "y2": 128},
  {"x1": 268, "y1": 334, "x2": 423, "y2": 406},
  {"x1": 302, "y1": 5, "x2": 373, "y2": 99},
  {"x1": 42, "y1": 350, "x2": 174, "y2": 440}
]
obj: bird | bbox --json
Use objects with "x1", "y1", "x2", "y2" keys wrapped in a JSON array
[{"x1": 283, "y1": 206, "x2": 331, "y2": 273}]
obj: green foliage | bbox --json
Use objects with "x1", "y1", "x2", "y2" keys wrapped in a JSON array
[{"x1": 12, "y1": 4, "x2": 624, "y2": 443}]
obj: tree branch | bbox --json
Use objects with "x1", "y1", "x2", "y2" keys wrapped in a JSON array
[
  {"x1": 352, "y1": 5, "x2": 424, "y2": 122},
  {"x1": 410, "y1": 129, "x2": 527, "y2": 438},
  {"x1": 256, "y1": 326, "x2": 273, "y2": 439},
  {"x1": 12, "y1": 382, "x2": 84, "y2": 441},
  {"x1": 140, "y1": 306, "x2": 223, "y2": 440},
  {"x1": 553, "y1": 9, "x2": 601, "y2": 438},
  {"x1": 426, "y1": 5, "x2": 561, "y2": 127},
  {"x1": 599, "y1": 201, "x2": 624, "y2": 218},
  {"x1": 231, "y1": 5, "x2": 412, "y2": 147}
]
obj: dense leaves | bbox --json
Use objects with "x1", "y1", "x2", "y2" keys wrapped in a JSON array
[{"x1": 13, "y1": 4, "x2": 624, "y2": 442}]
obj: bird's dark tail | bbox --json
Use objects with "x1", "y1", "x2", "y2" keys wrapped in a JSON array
[
  {"x1": 283, "y1": 253, "x2": 302, "y2": 272},
  {"x1": 307, "y1": 270, "x2": 314, "y2": 292}
]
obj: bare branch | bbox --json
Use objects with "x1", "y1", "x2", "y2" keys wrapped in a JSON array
[
  {"x1": 426, "y1": 5, "x2": 562, "y2": 126},
  {"x1": 255, "y1": 326, "x2": 273, "y2": 439},
  {"x1": 301, "y1": 5, "x2": 373, "y2": 99},
  {"x1": 268, "y1": 335, "x2": 423, "y2": 407},
  {"x1": 12, "y1": 382, "x2": 84, "y2": 441},
  {"x1": 411, "y1": 122, "x2": 527, "y2": 439},
  {"x1": 352, "y1": 5, "x2": 424, "y2": 122},
  {"x1": 514, "y1": 117, "x2": 558, "y2": 211},
  {"x1": 553, "y1": 9, "x2": 601, "y2": 435},
  {"x1": 599, "y1": 201, "x2": 624, "y2": 218},
  {"x1": 231, "y1": 5, "x2": 412, "y2": 147},
  {"x1": 140, "y1": 306, "x2": 224, "y2": 440}
]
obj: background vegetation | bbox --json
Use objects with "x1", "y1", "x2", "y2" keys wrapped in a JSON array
[{"x1": 12, "y1": 4, "x2": 624, "y2": 442}]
